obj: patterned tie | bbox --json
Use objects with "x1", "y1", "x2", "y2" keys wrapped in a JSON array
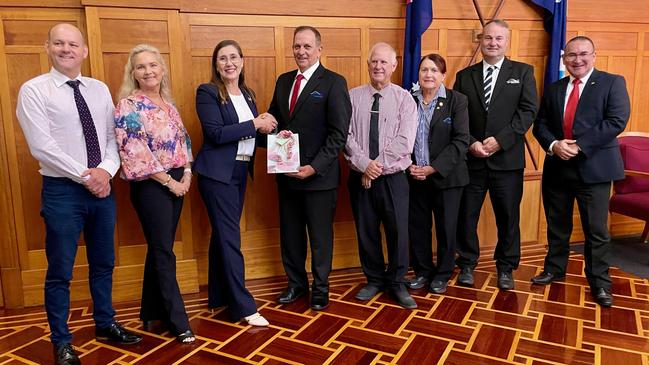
[
  {"x1": 484, "y1": 66, "x2": 495, "y2": 110},
  {"x1": 289, "y1": 74, "x2": 305, "y2": 116},
  {"x1": 563, "y1": 78, "x2": 581, "y2": 139},
  {"x1": 369, "y1": 93, "x2": 381, "y2": 160},
  {"x1": 66, "y1": 80, "x2": 101, "y2": 168}
]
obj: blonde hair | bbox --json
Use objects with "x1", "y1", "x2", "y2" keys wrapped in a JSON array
[{"x1": 118, "y1": 44, "x2": 174, "y2": 102}]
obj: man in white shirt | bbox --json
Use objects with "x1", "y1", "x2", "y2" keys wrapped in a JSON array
[{"x1": 16, "y1": 23, "x2": 140, "y2": 365}]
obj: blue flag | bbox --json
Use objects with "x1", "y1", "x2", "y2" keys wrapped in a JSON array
[
  {"x1": 402, "y1": 0, "x2": 433, "y2": 90},
  {"x1": 531, "y1": 0, "x2": 567, "y2": 89}
]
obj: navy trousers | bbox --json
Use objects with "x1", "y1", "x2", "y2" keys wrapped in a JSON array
[
  {"x1": 41, "y1": 176, "x2": 116, "y2": 346},
  {"x1": 129, "y1": 167, "x2": 191, "y2": 335},
  {"x1": 198, "y1": 161, "x2": 257, "y2": 319}
]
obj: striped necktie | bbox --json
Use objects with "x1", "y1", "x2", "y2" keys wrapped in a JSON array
[{"x1": 484, "y1": 66, "x2": 495, "y2": 110}]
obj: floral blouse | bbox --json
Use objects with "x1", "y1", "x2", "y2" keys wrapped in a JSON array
[{"x1": 114, "y1": 93, "x2": 192, "y2": 180}]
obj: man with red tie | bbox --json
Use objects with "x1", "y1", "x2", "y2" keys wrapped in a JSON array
[
  {"x1": 267, "y1": 26, "x2": 351, "y2": 311},
  {"x1": 531, "y1": 36, "x2": 630, "y2": 307}
]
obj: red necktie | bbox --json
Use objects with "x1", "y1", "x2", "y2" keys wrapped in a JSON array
[
  {"x1": 563, "y1": 78, "x2": 581, "y2": 139},
  {"x1": 289, "y1": 74, "x2": 305, "y2": 116}
]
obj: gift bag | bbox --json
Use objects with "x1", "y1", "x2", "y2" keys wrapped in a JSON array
[{"x1": 267, "y1": 130, "x2": 300, "y2": 173}]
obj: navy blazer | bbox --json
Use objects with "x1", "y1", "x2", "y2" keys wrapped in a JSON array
[
  {"x1": 533, "y1": 69, "x2": 630, "y2": 184},
  {"x1": 193, "y1": 83, "x2": 258, "y2": 184},
  {"x1": 454, "y1": 58, "x2": 538, "y2": 171},
  {"x1": 411, "y1": 88, "x2": 470, "y2": 189},
  {"x1": 266, "y1": 64, "x2": 351, "y2": 191}
]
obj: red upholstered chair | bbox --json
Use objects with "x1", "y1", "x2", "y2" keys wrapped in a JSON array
[{"x1": 609, "y1": 132, "x2": 649, "y2": 243}]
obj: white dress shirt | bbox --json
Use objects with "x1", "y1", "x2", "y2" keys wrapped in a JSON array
[
  {"x1": 16, "y1": 67, "x2": 119, "y2": 183},
  {"x1": 229, "y1": 93, "x2": 256, "y2": 157},
  {"x1": 288, "y1": 60, "x2": 320, "y2": 109}
]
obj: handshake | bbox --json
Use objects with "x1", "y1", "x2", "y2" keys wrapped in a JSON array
[{"x1": 254, "y1": 112, "x2": 278, "y2": 134}]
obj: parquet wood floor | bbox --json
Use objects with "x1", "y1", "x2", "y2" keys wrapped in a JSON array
[{"x1": 2, "y1": 247, "x2": 649, "y2": 364}]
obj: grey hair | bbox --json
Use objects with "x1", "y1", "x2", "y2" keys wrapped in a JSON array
[{"x1": 368, "y1": 42, "x2": 397, "y2": 64}]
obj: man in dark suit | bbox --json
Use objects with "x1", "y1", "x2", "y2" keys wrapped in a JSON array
[
  {"x1": 453, "y1": 19, "x2": 538, "y2": 290},
  {"x1": 267, "y1": 25, "x2": 352, "y2": 311},
  {"x1": 531, "y1": 36, "x2": 630, "y2": 307}
]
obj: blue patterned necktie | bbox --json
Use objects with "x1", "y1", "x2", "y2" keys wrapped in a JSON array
[{"x1": 66, "y1": 80, "x2": 101, "y2": 168}]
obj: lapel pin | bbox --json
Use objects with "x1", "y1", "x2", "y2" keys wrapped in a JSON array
[
  {"x1": 591, "y1": 81, "x2": 596, "y2": 85},
  {"x1": 438, "y1": 101, "x2": 444, "y2": 107}
]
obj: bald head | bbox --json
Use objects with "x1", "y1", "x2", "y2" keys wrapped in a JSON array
[
  {"x1": 45, "y1": 23, "x2": 88, "y2": 79},
  {"x1": 48, "y1": 23, "x2": 85, "y2": 46}
]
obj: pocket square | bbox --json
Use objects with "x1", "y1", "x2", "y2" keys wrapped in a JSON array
[
  {"x1": 506, "y1": 78, "x2": 520, "y2": 84},
  {"x1": 443, "y1": 117, "x2": 452, "y2": 125},
  {"x1": 310, "y1": 90, "x2": 324, "y2": 98}
]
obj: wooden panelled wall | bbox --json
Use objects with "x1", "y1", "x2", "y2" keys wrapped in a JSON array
[{"x1": 0, "y1": 0, "x2": 647, "y2": 309}]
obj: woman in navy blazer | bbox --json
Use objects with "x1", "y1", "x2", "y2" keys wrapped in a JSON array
[
  {"x1": 406, "y1": 54, "x2": 470, "y2": 295},
  {"x1": 194, "y1": 40, "x2": 276, "y2": 326}
]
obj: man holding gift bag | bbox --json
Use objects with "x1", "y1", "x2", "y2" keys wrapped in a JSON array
[{"x1": 267, "y1": 25, "x2": 352, "y2": 311}]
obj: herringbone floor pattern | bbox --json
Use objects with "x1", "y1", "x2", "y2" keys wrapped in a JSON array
[{"x1": 2, "y1": 247, "x2": 649, "y2": 364}]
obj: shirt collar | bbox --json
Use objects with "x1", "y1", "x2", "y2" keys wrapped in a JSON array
[
  {"x1": 413, "y1": 84, "x2": 446, "y2": 101},
  {"x1": 569, "y1": 67, "x2": 595, "y2": 85},
  {"x1": 483, "y1": 57, "x2": 505, "y2": 73},
  {"x1": 50, "y1": 67, "x2": 86, "y2": 88},
  {"x1": 297, "y1": 60, "x2": 320, "y2": 81}
]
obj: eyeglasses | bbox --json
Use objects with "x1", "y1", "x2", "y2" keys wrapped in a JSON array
[
  {"x1": 217, "y1": 54, "x2": 242, "y2": 64},
  {"x1": 563, "y1": 52, "x2": 594, "y2": 61}
]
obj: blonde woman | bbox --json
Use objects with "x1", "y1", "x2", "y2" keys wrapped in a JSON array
[{"x1": 114, "y1": 44, "x2": 195, "y2": 343}]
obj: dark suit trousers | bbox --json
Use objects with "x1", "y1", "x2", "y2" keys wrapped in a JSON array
[
  {"x1": 542, "y1": 161, "x2": 612, "y2": 289},
  {"x1": 409, "y1": 178, "x2": 464, "y2": 282},
  {"x1": 349, "y1": 171, "x2": 409, "y2": 289},
  {"x1": 198, "y1": 162, "x2": 257, "y2": 319},
  {"x1": 456, "y1": 168, "x2": 524, "y2": 272},
  {"x1": 130, "y1": 167, "x2": 191, "y2": 335},
  {"x1": 277, "y1": 184, "x2": 337, "y2": 294}
]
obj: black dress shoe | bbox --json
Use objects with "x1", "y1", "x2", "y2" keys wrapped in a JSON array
[
  {"x1": 406, "y1": 276, "x2": 429, "y2": 290},
  {"x1": 593, "y1": 287, "x2": 613, "y2": 307},
  {"x1": 277, "y1": 287, "x2": 306, "y2": 304},
  {"x1": 457, "y1": 267, "x2": 474, "y2": 287},
  {"x1": 497, "y1": 270, "x2": 515, "y2": 290},
  {"x1": 96, "y1": 321, "x2": 142, "y2": 345},
  {"x1": 355, "y1": 284, "x2": 381, "y2": 301},
  {"x1": 310, "y1": 292, "x2": 329, "y2": 311},
  {"x1": 429, "y1": 280, "x2": 448, "y2": 294},
  {"x1": 53, "y1": 343, "x2": 80, "y2": 365},
  {"x1": 530, "y1": 271, "x2": 565, "y2": 285},
  {"x1": 390, "y1": 287, "x2": 417, "y2": 309}
]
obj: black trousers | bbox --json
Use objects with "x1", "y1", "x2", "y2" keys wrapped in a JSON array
[
  {"x1": 277, "y1": 184, "x2": 337, "y2": 295},
  {"x1": 198, "y1": 162, "x2": 257, "y2": 319},
  {"x1": 349, "y1": 171, "x2": 409, "y2": 289},
  {"x1": 456, "y1": 168, "x2": 524, "y2": 272},
  {"x1": 130, "y1": 167, "x2": 190, "y2": 334},
  {"x1": 409, "y1": 178, "x2": 464, "y2": 282},
  {"x1": 542, "y1": 162, "x2": 612, "y2": 289}
]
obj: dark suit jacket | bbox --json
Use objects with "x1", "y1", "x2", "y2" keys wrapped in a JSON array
[
  {"x1": 453, "y1": 58, "x2": 538, "y2": 171},
  {"x1": 267, "y1": 64, "x2": 351, "y2": 191},
  {"x1": 532, "y1": 69, "x2": 630, "y2": 184},
  {"x1": 411, "y1": 88, "x2": 470, "y2": 189},
  {"x1": 193, "y1": 83, "x2": 258, "y2": 183}
]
